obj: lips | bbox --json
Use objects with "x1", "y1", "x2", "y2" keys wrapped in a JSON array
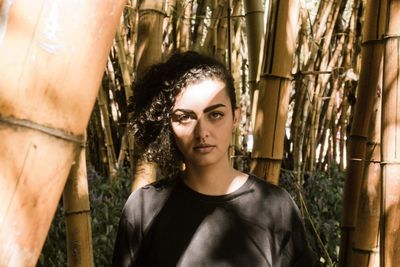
[{"x1": 193, "y1": 143, "x2": 216, "y2": 153}]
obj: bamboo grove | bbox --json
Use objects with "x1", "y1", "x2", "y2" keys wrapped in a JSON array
[{"x1": 0, "y1": 0, "x2": 399, "y2": 266}]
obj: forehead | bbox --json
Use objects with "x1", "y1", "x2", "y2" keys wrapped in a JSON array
[{"x1": 174, "y1": 79, "x2": 230, "y2": 109}]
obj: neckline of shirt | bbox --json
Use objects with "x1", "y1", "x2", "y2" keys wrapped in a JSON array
[{"x1": 178, "y1": 174, "x2": 256, "y2": 202}]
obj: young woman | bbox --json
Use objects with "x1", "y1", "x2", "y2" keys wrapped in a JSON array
[{"x1": 112, "y1": 51, "x2": 318, "y2": 267}]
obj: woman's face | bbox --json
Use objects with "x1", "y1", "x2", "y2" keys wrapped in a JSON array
[{"x1": 171, "y1": 79, "x2": 239, "y2": 168}]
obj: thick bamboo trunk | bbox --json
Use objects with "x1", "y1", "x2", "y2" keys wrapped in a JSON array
[
  {"x1": 251, "y1": 0, "x2": 300, "y2": 184},
  {"x1": 0, "y1": 0, "x2": 125, "y2": 265},
  {"x1": 63, "y1": 138, "x2": 94, "y2": 267},
  {"x1": 132, "y1": 0, "x2": 165, "y2": 191},
  {"x1": 338, "y1": 0, "x2": 386, "y2": 265},
  {"x1": 381, "y1": 0, "x2": 400, "y2": 265},
  {"x1": 351, "y1": 72, "x2": 382, "y2": 267}
]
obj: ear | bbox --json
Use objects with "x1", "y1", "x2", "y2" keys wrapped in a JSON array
[{"x1": 233, "y1": 106, "x2": 241, "y2": 128}]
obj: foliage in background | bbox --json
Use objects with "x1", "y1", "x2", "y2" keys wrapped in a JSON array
[
  {"x1": 280, "y1": 167, "x2": 345, "y2": 266},
  {"x1": 38, "y1": 166, "x2": 132, "y2": 267}
]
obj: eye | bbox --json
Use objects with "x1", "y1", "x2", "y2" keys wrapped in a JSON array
[
  {"x1": 171, "y1": 112, "x2": 196, "y2": 124},
  {"x1": 178, "y1": 114, "x2": 192, "y2": 123},
  {"x1": 210, "y1": 111, "x2": 224, "y2": 120}
]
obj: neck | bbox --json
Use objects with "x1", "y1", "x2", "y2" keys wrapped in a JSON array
[{"x1": 183, "y1": 157, "x2": 247, "y2": 195}]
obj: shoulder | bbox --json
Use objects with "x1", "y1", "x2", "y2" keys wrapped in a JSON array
[
  {"x1": 247, "y1": 174, "x2": 300, "y2": 218},
  {"x1": 249, "y1": 174, "x2": 293, "y2": 201},
  {"x1": 121, "y1": 178, "x2": 178, "y2": 219}
]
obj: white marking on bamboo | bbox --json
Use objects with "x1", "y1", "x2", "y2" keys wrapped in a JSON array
[
  {"x1": 0, "y1": 0, "x2": 13, "y2": 45},
  {"x1": 38, "y1": 0, "x2": 63, "y2": 53}
]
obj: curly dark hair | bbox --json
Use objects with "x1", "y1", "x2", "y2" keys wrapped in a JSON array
[{"x1": 128, "y1": 51, "x2": 236, "y2": 178}]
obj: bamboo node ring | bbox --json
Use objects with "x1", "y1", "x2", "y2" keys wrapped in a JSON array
[
  {"x1": 138, "y1": 8, "x2": 167, "y2": 17},
  {"x1": 380, "y1": 160, "x2": 400, "y2": 165},
  {"x1": 244, "y1": 10, "x2": 264, "y2": 16},
  {"x1": 348, "y1": 158, "x2": 380, "y2": 164},
  {"x1": 352, "y1": 246, "x2": 379, "y2": 253},
  {"x1": 260, "y1": 72, "x2": 292, "y2": 80},
  {"x1": 382, "y1": 34, "x2": 400, "y2": 40},
  {"x1": 0, "y1": 115, "x2": 85, "y2": 146},
  {"x1": 253, "y1": 156, "x2": 282, "y2": 162},
  {"x1": 64, "y1": 208, "x2": 91, "y2": 217},
  {"x1": 361, "y1": 39, "x2": 384, "y2": 46}
]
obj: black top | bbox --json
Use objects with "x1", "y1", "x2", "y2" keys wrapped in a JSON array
[{"x1": 112, "y1": 175, "x2": 318, "y2": 267}]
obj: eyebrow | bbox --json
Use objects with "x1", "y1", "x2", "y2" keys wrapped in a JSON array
[
  {"x1": 172, "y1": 104, "x2": 227, "y2": 114},
  {"x1": 203, "y1": 104, "x2": 226, "y2": 113},
  {"x1": 172, "y1": 109, "x2": 195, "y2": 114}
]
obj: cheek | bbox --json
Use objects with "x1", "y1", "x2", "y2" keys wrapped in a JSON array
[{"x1": 171, "y1": 125, "x2": 194, "y2": 144}]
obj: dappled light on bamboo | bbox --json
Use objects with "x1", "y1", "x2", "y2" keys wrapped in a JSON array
[
  {"x1": 338, "y1": 0, "x2": 386, "y2": 264},
  {"x1": 251, "y1": 0, "x2": 300, "y2": 184},
  {"x1": 351, "y1": 74, "x2": 382, "y2": 267},
  {"x1": 381, "y1": 1, "x2": 400, "y2": 261}
]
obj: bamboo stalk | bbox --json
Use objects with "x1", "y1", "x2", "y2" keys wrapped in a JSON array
[
  {"x1": 351, "y1": 70, "x2": 382, "y2": 267},
  {"x1": 192, "y1": 0, "x2": 209, "y2": 50},
  {"x1": 316, "y1": 80, "x2": 338, "y2": 170},
  {"x1": 307, "y1": 0, "x2": 344, "y2": 172},
  {"x1": 251, "y1": 0, "x2": 300, "y2": 184},
  {"x1": 114, "y1": 23, "x2": 133, "y2": 100},
  {"x1": 381, "y1": 0, "x2": 400, "y2": 265},
  {"x1": 63, "y1": 135, "x2": 94, "y2": 267},
  {"x1": 215, "y1": 2, "x2": 228, "y2": 62},
  {"x1": 338, "y1": 87, "x2": 349, "y2": 171},
  {"x1": 243, "y1": 0, "x2": 264, "y2": 93},
  {"x1": 231, "y1": 0, "x2": 243, "y2": 157},
  {"x1": 132, "y1": 0, "x2": 165, "y2": 191},
  {"x1": 290, "y1": 8, "x2": 309, "y2": 174},
  {"x1": 0, "y1": 0, "x2": 125, "y2": 265},
  {"x1": 202, "y1": 0, "x2": 224, "y2": 55},
  {"x1": 178, "y1": 0, "x2": 192, "y2": 51},
  {"x1": 310, "y1": 33, "x2": 346, "y2": 171},
  {"x1": 243, "y1": 0, "x2": 265, "y2": 134},
  {"x1": 97, "y1": 85, "x2": 118, "y2": 177},
  {"x1": 135, "y1": 0, "x2": 166, "y2": 77},
  {"x1": 293, "y1": 0, "x2": 343, "y2": 172},
  {"x1": 92, "y1": 105, "x2": 108, "y2": 170},
  {"x1": 128, "y1": 0, "x2": 138, "y2": 72},
  {"x1": 338, "y1": 0, "x2": 387, "y2": 265}
]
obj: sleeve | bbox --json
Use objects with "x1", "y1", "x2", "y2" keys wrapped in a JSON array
[
  {"x1": 111, "y1": 181, "x2": 174, "y2": 267},
  {"x1": 287, "y1": 197, "x2": 320, "y2": 267},
  {"x1": 112, "y1": 209, "x2": 135, "y2": 267},
  {"x1": 112, "y1": 192, "x2": 144, "y2": 267}
]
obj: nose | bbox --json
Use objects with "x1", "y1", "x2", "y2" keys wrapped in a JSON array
[{"x1": 194, "y1": 117, "x2": 209, "y2": 140}]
